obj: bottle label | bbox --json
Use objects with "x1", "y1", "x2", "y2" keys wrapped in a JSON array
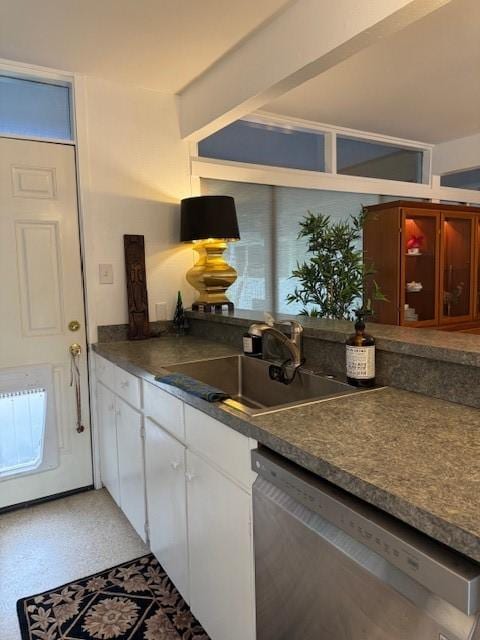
[
  {"x1": 243, "y1": 336, "x2": 253, "y2": 354},
  {"x1": 346, "y1": 345, "x2": 375, "y2": 379}
]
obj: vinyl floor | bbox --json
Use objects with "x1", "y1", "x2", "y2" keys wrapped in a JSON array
[{"x1": 0, "y1": 488, "x2": 147, "y2": 640}]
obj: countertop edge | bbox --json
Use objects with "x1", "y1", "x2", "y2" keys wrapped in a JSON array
[{"x1": 92, "y1": 342, "x2": 480, "y2": 563}]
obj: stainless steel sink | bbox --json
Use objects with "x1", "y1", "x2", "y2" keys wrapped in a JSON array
[{"x1": 166, "y1": 355, "x2": 362, "y2": 416}]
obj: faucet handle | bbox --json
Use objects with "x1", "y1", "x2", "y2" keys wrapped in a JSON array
[
  {"x1": 281, "y1": 320, "x2": 303, "y2": 335},
  {"x1": 248, "y1": 322, "x2": 271, "y2": 337},
  {"x1": 281, "y1": 320, "x2": 303, "y2": 354}
]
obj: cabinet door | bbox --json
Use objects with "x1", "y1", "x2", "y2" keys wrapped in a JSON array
[
  {"x1": 186, "y1": 450, "x2": 255, "y2": 640},
  {"x1": 475, "y1": 217, "x2": 480, "y2": 320},
  {"x1": 401, "y1": 209, "x2": 440, "y2": 326},
  {"x1": 116, "y1": 397, "x2": 146, "y2": 541},
  {"x1": 95, "y1": 354, "x2": 115, "y2": 390},
  {"x1": 440, "y1": 212, "x2": 475, "y2": 324},
  {"x1": 96, "y1": 382, "x2": 120, "y2": 505},
  {"x1": 145, "y1": 419, "x2": 188, "y2": 601}
]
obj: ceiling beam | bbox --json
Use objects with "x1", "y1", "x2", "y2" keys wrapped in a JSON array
[{"x1": 177, "y1": 0, "x2": 451, "y2": 141}]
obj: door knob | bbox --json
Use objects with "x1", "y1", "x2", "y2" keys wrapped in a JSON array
[
  {"x1": 69, "y1": 343, "x2": 82, "y2": 356},
  {"x1": 68, "y1": 320, "x2": 81, "y2": 331}
]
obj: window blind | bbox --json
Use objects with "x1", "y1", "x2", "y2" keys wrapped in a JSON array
[
  {"x1": 201, "y1": 179, "x2": 419, "y2": 315},
  {"x1": 201, "y1": 179, "x2": 274, "y2": 311}
]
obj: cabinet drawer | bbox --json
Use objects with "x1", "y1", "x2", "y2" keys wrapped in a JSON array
[
  {"x1": 95, "y1": 354, "x2": 114, "y2": 390},
  {"x1": 114, "y1": 366, "x2": 141, "y2": 409},
  {"x1": 144, "y1": 382, "x2": 184, "y2": 441},
  {"x1": 185, "y1": 405, "x2": 253, "y2": 489}
]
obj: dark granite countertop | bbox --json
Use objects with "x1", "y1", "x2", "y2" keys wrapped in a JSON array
[
  {"x1": 93, "y1": 336, "x2": 480, "y2": 563},
  {"x1": 186, "y1": 309, "x2": 480, "y2": 369}
]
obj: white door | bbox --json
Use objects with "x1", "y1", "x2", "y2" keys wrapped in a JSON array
[
  {"x1": 186, "y1": 450, "x2": 256, "y2": 640},
  {"x1": 96, "y1": 382, "x2": 120, "y2": 505},
  {"x1": 145, "y1": 418, "x2": 188, "y2": 601},
  {"x1": 0, "y1": 137, "x2": 91, "y2": 508},
  {"x1": 116, "y1": 397, "x2": 146, "y2": 541}
]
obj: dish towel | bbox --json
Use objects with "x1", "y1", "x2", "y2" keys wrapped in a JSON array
[{"x1": 155, "y1": 372, "x2": 230, "y2": 402}]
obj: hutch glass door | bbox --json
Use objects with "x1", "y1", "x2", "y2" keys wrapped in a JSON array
[
  {"x1": 476, "y1": 217, "x2": 480, "y2": 320},
  {"x1": 401, "y1": 211, "x2": 439, "y2": 326},
  {"x1": 440, "y1": 213, "x2": 474, "y2": 323}
]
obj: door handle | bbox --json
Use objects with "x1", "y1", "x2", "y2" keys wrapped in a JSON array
[
  {"x1": 69, "y1": 343, "x2": 84, "y2": 433},
  {"x1": 69, "y1": 343, "x2": 82, "y2": 356},
  {"x1": 68, "y1": 320, "x2": 81, "y2": 332}
]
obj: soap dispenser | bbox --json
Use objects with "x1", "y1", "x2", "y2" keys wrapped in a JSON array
[{"x1": 345, "y1": 309, "x2": 376, "y2": 387}]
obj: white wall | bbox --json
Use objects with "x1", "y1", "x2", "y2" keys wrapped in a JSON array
[
  {"x1": 76, "y1": 77, "x2": 196, "y2": 341},
  {"x1": 433, "y1": 133, "x2": 480, "y2": 175}
]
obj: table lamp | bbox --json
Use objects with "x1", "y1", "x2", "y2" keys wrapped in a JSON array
[{"x1": 180, "y1": 195, "x2": 240, "y2": 312}]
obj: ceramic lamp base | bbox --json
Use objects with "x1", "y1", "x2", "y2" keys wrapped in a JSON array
[{"x1": 186, "y1": 239, "x2": 237, "y2": 309}]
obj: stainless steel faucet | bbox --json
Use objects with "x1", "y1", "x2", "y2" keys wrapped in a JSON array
[{"x1": 248, "y1": 320, "x2": 304, "y2": 368}]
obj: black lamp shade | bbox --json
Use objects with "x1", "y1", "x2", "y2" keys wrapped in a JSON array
[{"x1": 180, "y1": 195, "x2": 240, "y2": 242}]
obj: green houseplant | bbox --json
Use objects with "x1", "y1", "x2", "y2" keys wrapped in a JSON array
[{"x1": 286, "y1": 210, "x2": 386, "y2": 319}]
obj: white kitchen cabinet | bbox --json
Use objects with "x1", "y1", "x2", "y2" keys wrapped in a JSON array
[
  {"x1": 145, "y1": 418, "x2": 189, "y2": 601},
  {"x1": 186, "y1": 449, "x2": 255, "y2": 640},
  {"x1": 95, "y1": 355, "x2": 115, "y2": 390},
  {"x1": 114, "y1": 366, "x2": 141, "y2": 410},
  {"x1": 144, "y1": 381, "x2": 184, "y2": 441},
  {"x1": 185, "y1": 404, "x2": 254, "y2": 489},
  {"x1": 96, "y1": 382, "x2": 120, "y2": 505},
  {"x1": 94, "y1": 358, "x2": 256, "y2": 639},
  {"x1": 116, "y1": 397, "x2": 146, "y2": 541}
]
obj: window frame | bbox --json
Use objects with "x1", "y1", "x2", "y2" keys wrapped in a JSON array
[
  {"x1": 192, "y1": 112, "x2": 480, "y2": 206},
  {"x1": 0, "y1": 64, "x2": 75, "y2": 145},
  {"x1": 440, "y1": 167, "x2": 480, "y2": 191},
  {"x1": 335, "y1": 134, "x2": 425, "y2": 184}
]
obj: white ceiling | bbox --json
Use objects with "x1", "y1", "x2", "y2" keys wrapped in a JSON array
[
  {"x1": 0, "y1": 0, "x2": 289, "y2": 93},
  {"x1": 264, "y1": 0, "x2": 480, "y2": 144}
]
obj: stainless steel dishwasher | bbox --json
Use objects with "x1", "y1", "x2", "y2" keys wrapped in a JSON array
[{"x1": 252, "y1": 448, "x2": 480, "y2": 640}]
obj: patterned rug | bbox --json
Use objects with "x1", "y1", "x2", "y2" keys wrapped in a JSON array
[{"x1": 16, "y1": 554, "x2": 209, "y2": 640}]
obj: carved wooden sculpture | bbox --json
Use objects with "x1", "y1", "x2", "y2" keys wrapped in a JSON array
[{"x1": 124, "y1": 234, "x2": 150, "y2": 340}]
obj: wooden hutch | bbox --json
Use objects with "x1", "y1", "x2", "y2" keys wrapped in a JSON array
[{"x1": 363, "y1": 201, "x2": 480, "y2": 332}]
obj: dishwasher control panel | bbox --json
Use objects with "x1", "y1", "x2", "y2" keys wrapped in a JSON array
[{"x1": 252, "y1": 448, "x2": 480, "y2": 617}]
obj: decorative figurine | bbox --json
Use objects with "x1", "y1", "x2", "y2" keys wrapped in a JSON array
[
  {"x1": 173, "y1": 291, "x2": 188, "y2": 336},
  {"x1": 407, "y1": 234, "x2": 424, "y2": 255},
  {"x1": 124, "y1": 234, "x2": 150, "y2": 340}
]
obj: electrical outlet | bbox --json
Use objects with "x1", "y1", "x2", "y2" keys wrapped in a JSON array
[
  {"x1": 155, "y1": 302, "x2": 167, "y2": 320},
  {"x1": 99, "y1": 264, "x2": 113, "y2": 284}
]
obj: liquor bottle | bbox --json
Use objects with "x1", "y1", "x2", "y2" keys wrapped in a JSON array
[{"x1": 346, "y1": 309, "x2": 375, "y2": 387}]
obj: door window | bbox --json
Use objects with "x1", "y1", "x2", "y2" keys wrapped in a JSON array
[
  {"x1": 0, "y1": 388, "x2": 46, "y2": 474},
  {"x1": 0, "y1": 366, "x2": 59, "y2": 480}
]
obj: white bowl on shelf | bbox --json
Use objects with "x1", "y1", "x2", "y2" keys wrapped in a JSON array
[{"x1": 406, "y1": 281, "x2": 423, "y2": 292}]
